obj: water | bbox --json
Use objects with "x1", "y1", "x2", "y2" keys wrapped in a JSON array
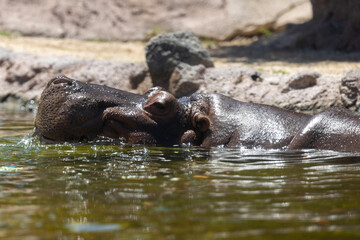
[{"x1": 1, "y1": 109, "x2": 360, "y2": 239}]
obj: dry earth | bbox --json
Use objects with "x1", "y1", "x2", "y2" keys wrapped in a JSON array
[
  {"x1": 0, "y1": 0, "x2": 311, "y2": 41},
  {"x1": 1, "y1": 35, "x2": 360, "y2": 77}
]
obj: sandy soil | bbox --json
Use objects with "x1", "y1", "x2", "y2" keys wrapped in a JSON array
[
  {"x1": 0, "y1": 36, "x2": 146, "y2": 62},
  {"x1": 1, "y1": 35, "x2": 360, "y2": 77}
]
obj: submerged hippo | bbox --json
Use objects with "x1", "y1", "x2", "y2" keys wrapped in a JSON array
[{"x1": 35, "y1": 76, "x2": 360, "y2": 152}]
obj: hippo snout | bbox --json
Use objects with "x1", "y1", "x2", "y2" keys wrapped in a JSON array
[{"x1": 35, "y1": 77, "x2": 189, "y2": 145}]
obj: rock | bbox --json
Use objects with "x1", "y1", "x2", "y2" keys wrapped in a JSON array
[
  {"x1": 169, "y1": 63, "x2": 206, "y2": 97},
  {"x1": 287, "y1": 70, "x2": 320, "y2": 89},
  {"x1": 145, "y1": 31, "x2": 213, "y2": 89},
  {"x1": 187, "y1": 0, "x2": 312, "y2": 40},
  {"x1": 203, "y1": 66, "x2": 264, "y2": 85},
  {"x1": 340, "y1": 69, "x2": 360, "y2": 109},
  {"x1": 273, "y1": 1, "x2": 312, "y2": 31},
  {"x1": 0, "y1": 47, "x2": 150, "y2": 105},
  {"x1": 199, "y1": 66, "x2": 341, "y2": 112},
  {"x1": 129, "y1": 67, "x2": 149, "y2": 90},
  {"x1": 0, "y1": 43, "x2": 347, "y2": 113},
  {"x1": 0, "y1": 0, "x2": 311, "y2": 41},
  {"x1": 262, "y1": 0, "x2": 360, "y2": 51}
]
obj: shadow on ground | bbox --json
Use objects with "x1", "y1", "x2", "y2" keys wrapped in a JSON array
[{"x1": 209, "y1": 35, "x2": 360, "y2": 65}]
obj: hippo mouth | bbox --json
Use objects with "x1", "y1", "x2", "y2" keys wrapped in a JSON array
[
  {"x1": 101, "y1": 108, "x2": 157, "y2": 145},
  {"x1": 103, "y1": 119, "x2": 132, "y2": 140},
  {"x1": 35, "y1": 114, "x2": 105, "y2": 143}
]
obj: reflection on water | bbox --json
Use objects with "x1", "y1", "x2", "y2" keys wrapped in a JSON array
[
  {"x1": 0, "y1": 110, "x2": 360, "y2": 239},
  {"x1": 0, "y1": 109, "x2": 35, "y2": 137}
]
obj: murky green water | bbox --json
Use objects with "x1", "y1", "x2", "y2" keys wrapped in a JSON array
[{"x1": 1, "y1": 109, "x2": 360, "y2": 240}]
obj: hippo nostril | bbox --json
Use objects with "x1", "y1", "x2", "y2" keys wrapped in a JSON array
[{"x1": 51, "y1": 76, "x2": 73, "y2": 86}]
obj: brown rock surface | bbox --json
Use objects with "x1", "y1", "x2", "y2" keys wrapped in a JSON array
[
  {"x1": 340, "y1": 69, "x2": 360, "y2": 110},
  {"x1": 1, "y1": 32, "x2": 360, "y2": 113},
  {"x1": 259, "y1": 0, "x2": 360, "y2": 51},
  {"x1": 0, "y1": 47, "x2": 150, "y2": 107},
  {"x1": 0, "y1": 45, "x2": 346, "y2": 113},
  {"x1": 198, "y1": 66, "x2": 341, "y2": 112},
  {"x1": 0, "y1": 0, "x2": 311, "y2": 41},
  {"x1": 287, "y1": 70, "x2": 320, "y2": 89}
]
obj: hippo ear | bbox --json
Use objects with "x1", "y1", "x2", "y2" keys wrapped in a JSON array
[{"x1": 192, "y1": 113, "x2": 210, "y2": 133}]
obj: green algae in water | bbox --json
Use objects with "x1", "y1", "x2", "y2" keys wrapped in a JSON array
[{"x1": 1, "y1": 117, "x2": 360, "y2": 239}]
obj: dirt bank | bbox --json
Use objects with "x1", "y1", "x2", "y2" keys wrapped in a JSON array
[{"x1": 2, "y1": 35, "x2": 360, "y2": 76}]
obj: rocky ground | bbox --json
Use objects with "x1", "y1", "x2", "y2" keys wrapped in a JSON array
[
  {"x1": 1, "y1": 33, "x2": 360, "y2": 113},
  {"x1": 0, "y1": 0, "x2": 311, "y2": 41}
]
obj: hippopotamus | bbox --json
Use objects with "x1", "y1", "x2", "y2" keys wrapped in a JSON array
[{"x1": 35, "y1": 76, "x2": 360, "y2": 152}]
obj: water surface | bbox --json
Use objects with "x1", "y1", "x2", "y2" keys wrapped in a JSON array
[{"x1": 1, "y1": 109, "x2": 360, "y2": 239}]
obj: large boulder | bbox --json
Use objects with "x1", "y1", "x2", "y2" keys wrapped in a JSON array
[
  {"x1": 145, "y1": 31, "x2": 213, "y2": 94},
  {"x1": 0, "y1": 0, "x2": 311, "y2": 41},
  {"x1": 199, "y1": 66, "x2": 341, "y2": 112}
]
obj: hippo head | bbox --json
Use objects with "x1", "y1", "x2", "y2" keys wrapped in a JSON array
[{"x1": 35, "y1": 76, "x2": 199, "y2": 146}]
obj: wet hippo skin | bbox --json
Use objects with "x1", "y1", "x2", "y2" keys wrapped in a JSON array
[
  {"x1": 35, "y1": 76, "x2": 189, "y2": 146},
  {"x1": 35, "y1": 76, "x2": 360, "y2": 152}
]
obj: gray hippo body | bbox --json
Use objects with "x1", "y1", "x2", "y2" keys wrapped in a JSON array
[
  {"x1": 35, "y1": 76, "x2": 360, "y2": 152},
  {"x1": 187, "y1": 93, "x2": 310, "y2": 148},
  {"x1": 288, "y1": 108, "x2": 360, "y2": 152}
]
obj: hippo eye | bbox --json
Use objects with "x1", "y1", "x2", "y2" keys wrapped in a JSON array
[
  {"x1": 147, "y1": 102, "x2": 169, "y2": 116},
  {"x1": 153, "y1": 102, "x2": 166, "y2": 112}
]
